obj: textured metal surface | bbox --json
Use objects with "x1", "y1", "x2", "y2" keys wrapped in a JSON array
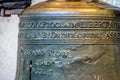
[{"x1": 16, "y1": 1, "x2": 120, "y2": 80}]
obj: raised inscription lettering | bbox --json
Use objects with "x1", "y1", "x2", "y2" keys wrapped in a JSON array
[
  {"x1": 20, "y1": 48, "x2": 69, "y2": 58},
  {"x1": 34, "y1": 60, "x2": 55, "y2": 66},
  {"x1": 20, "y1": 48, "x2": 70, "y2": 75},
  {"x1": 32, "y1": 69, "x2": 53, "y2": 75},
  {"x1": 19, "y1": 20, "x2": 120, "y2": 29},
  {"x1": 19, "y1": 30, "x2": 120, "y2": 40}
]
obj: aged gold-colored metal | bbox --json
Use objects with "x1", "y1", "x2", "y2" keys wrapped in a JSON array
[{"x1": 16, "y1": 0, "x2": 120, "y2": 80}]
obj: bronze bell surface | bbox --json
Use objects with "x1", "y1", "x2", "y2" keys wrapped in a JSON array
[{"x1": 16, "y1": 0, "x2": 120, "y2": 80}]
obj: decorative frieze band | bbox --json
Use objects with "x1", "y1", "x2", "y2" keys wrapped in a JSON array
[
  {"x1": 19, "y1": 20, "x2": 120, "y2": 29},
  {"x1": 19, "y1": 17, "x2": 120, "y2": 44},
  {"x1": 19, "y1": 30, "x2": 120, "y2": 40}
]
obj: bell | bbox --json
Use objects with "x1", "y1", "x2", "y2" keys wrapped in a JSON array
[{"x1": 16, "y1": 0, "x2": 120, "y2": 80}]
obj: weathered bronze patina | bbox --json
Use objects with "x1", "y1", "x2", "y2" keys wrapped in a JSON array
[{"x1": 16, "y1": 0, "x2": 120, "y2": 80}]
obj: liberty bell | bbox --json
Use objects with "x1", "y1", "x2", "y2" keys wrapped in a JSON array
[{"x1": 16, "y1": 0, "x2": 120, "y2": 80}]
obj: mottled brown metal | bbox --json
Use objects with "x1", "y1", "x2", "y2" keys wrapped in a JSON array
[{"x1": 16, "y1": 0, "x2": 120, "y2": 80}]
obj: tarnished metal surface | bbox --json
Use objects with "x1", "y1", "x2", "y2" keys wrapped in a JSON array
[{"x1": 16, "y1": 0, "x2": 120, "y2": 80}]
